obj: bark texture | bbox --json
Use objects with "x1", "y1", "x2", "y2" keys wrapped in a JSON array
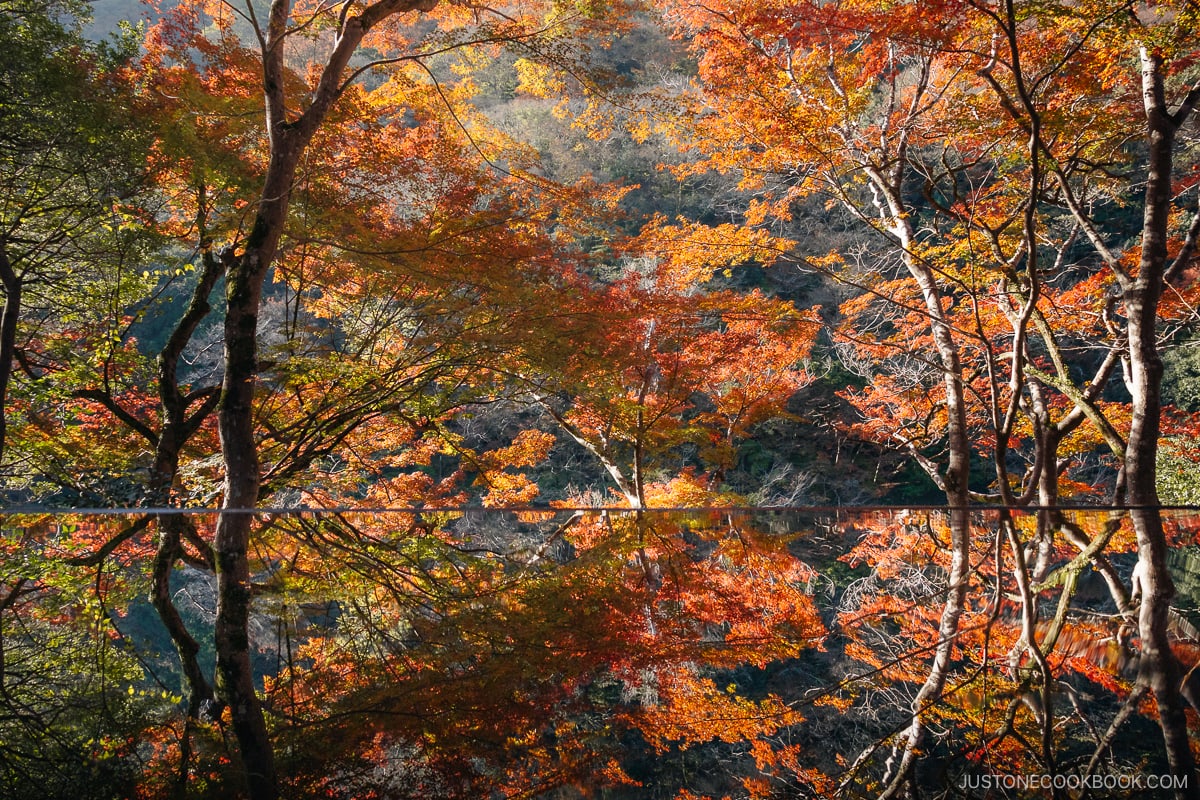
[
  {"x1": 0, "y1": 244, "x2": 20, "y2": 465},
  {"x1": 867, "y1": 129, "x2": 973, "y2": 800},
  {"x1": 1124, "y1": 49, "x2": 1199, "y2": 800},
  {"x1": 210, "y1": 2, "x2": 440, "y2": 797}
]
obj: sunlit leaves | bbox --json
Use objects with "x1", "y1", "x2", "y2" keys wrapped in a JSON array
[{"x1": 256, "y1": 509, "x2": 828, "y2": 796}]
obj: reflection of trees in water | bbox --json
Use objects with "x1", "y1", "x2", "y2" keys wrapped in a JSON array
[
  {"x1": 830, "y1": 508, "x2": 1200, "y2": 799},
  {"x1": 1, "y1": 507, "x2": 1197, "y2": 797},
  {"x1": 219, "y1": 509, "x2": 1200, "y2": 796}
]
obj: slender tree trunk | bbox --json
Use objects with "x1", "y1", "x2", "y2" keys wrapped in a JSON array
[
  {"x1": 214, "y1": 172, "x2": 293, "y2": 800},
  {"x1": 0, "y1": 243, "x2": 21, "y2": 466},
  {"x1": 1126, "y1": 50, "x2": 1171, "y2": 502},
  {"x1": 152, "y1": 516, "x2": 214, "y2": 716},
  {"x1": 867, "y1": 162, "x2": 974, "y2": 799},
  {"x1": 211, "y1": 6, "x2": 314, "y2": 786},
  {"x1": 1123, "y1": 48, "x2": 1198, "y2": 800}
]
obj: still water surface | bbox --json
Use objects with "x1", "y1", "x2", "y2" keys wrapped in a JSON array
[{"x1": 2, "y1": 507, "x2": 1197, "y2": 797}]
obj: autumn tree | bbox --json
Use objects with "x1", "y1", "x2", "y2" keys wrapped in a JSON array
[
  {"x1": 9, "y1": 1, "x2": 1199, "y2": 796},
  {"x1": 79, "y1": 1, "x2": 645, "y2": 795},
  {"x1": 928, "y1": 1, "x2": 1200, "y2": 788},
  {"x1": 643, "y1": 0, "x2": 1200, "y2": 794},
  {"x1": 512, "y1": 219, "x2": 819, "y2": 509},
  {"x1": 3, "y1": 1, "x2": 641, "y2": 796},
  {"x1": 642, "y1": 5, "x2": 983, "y2": 792},
  {"x1": 0, "y1": 0, "x2": 149, "y2": 468}
]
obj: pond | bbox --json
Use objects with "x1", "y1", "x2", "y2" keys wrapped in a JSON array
[{"x1": 1, "y1": 507, "x2": 1197, "y2": 798}]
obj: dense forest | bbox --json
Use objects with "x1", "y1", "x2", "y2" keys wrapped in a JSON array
[{"x1": 2, "y1": 0, "x2": 1200, "y2": 797}]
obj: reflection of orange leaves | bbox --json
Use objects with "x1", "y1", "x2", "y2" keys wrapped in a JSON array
[
  {"x1": 562, "y1": 515, "x2": 610, "y2": 551},
  {"x1": 515, "y1": 510, "x2": 558, "y2": 524},
  {"x1": 1162, "y1": 510, "x2": 1200, "y2": 547},
  {"x1": 1064, "y1": 651, "x2": 1131, "y2": 696},
  {"x1": 652, "y1": 532, "x2": 825, "y2": 664},
  {"x1": 1034, "y1": 618, "x2": 1131, "y2": 688},
  {"x1": 843, "y1": 517, "x2": 947, "y2": 579},
  {"x1": 248, "y1": 512, "x2": 835, "y2": 795},
  {"x1": 598, "y1": 759, "x2": 640, "y2": 787},
  {"x1": 634, "y1": 665, "x2": 803, "y2": 752},
  {"x1": 47, "y1": 516, "x2": 156, "y2": 565}
]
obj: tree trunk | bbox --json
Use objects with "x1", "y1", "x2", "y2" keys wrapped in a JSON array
[
  {"x1": 0, "y1": 243, "x2": 21, "y2": 466},
  {"x1": 152, "y1": 516, "x2": 214, "y2": 719},
  {"x1": 150, "y1": 242, "x2": 224, "y2": 722},
  {"x1": 1123, "y1": 48, "x2": 1198, "y2": 800},
  {"x1": 866, "y1": 161, "x2": 974, "y2": 799},
  {"x1": 209, "y1": 4, "x2": 441, "y2": 796},
  {"x1": 213, "y1": 185, "x2": 292, "y2": 800}
]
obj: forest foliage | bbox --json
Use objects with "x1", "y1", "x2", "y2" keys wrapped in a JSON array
[{"x1": 1, "y1": 0, "x2": 1200, "y2": 796}]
